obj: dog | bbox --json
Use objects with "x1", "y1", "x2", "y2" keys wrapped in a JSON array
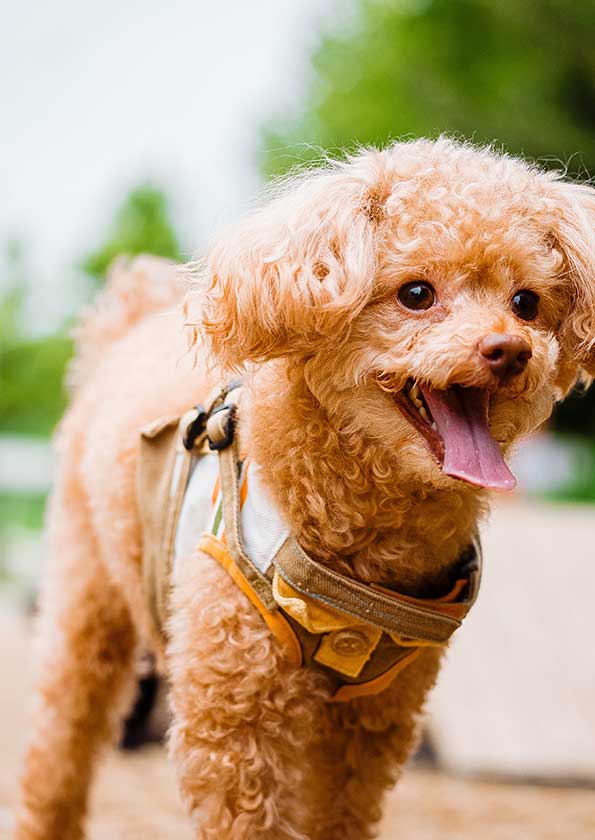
[{"x1": 15, "y1": 138, "x2": 595, "y2": 840}]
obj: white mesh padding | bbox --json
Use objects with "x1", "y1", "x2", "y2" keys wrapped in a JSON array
[{"x1": 174, "y1": 456, "x2": 289, "y2": 577}]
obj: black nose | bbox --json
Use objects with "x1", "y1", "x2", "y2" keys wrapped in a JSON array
[{"x1": 478, "y1": 333, "x2": 532, "y2": 380}]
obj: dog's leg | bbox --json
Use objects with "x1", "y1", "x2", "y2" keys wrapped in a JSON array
[
  {"x1": 15, "y1": 472, "x2": 136, "y2": 840},
  {"x1": 168, "y1": 551, "x2": 327, "y2": 840},
  {"x1": 308, "y1": 649, "x2": 443, "y2": 840}
]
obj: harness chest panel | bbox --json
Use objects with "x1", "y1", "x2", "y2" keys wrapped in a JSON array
[
  {"x1": 176, "y1": 456, "x2": 289, "y2": 579},
  {"x1": 138, "y1": 384, "x2": 482, "y2": 702}
]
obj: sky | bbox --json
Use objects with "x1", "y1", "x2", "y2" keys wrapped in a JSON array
[{"x1": 1, "y1": 0, "x2": 338, "y2": 330}]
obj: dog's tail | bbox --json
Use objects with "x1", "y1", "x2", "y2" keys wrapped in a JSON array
[{"x1": 68, "y1": 255, "x2": 186, "y2": 391}]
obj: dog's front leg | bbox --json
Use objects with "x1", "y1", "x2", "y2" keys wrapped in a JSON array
[
  {"x1": 308, "y1": 648, "x2": 444, "y2": 840},
  {"x1": 168, "y1": 550, "x2": 327, "y2": 840},
  {"x1": 15, "y1": 473, "x2": 137, "y2": 840}
]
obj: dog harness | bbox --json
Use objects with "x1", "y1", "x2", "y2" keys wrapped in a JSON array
[{"x1": 138, "y1": 381, "x2": 482, "y2": 702}]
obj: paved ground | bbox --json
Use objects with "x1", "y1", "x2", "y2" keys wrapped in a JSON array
[
  {"x1": 1, "y1": 609, "x2": 594, "y2": 839},
  {"x1": 428, "y1": 499, "x2": 595, "y2": 781}
]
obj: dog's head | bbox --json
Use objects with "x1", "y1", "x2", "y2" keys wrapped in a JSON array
[{"x1": 193, "y1": 139, "x2": 595, "y2": 492}]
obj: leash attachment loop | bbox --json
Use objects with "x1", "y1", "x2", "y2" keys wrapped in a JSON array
[{"x1": 207, "y1": 403, "x2": 237, "y2": 451}]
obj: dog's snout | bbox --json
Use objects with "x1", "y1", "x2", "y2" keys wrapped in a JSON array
[{"x1": 477, "y1": 333, "x2": 532, "y2": 380}]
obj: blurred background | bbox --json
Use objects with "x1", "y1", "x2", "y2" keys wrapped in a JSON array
[{"x1": 2, "y1": 2, "x2": 594, "y2": 837}]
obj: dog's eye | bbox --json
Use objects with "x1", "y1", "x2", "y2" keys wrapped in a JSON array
[
  {"x1": 398, "y1": 282, "x2": 435, "y2": 311},
  {"x1": 511, "y1": 290, "x2": 539, "y2": 321}
]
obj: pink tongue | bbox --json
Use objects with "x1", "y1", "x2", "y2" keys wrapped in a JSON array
[{"x1": 419, "y1": 386, "x2": 516, "y2": 491}]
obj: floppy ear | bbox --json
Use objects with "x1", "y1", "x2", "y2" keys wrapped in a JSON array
[
  {"x1": 192, "y1": 161, "x2": 384, "y2": 369},
  {"x1": 548, "y1": 179, "x2": 595, "y2": 376}
]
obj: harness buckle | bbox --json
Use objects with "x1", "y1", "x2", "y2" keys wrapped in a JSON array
[
  {"x1": 183, "y1": 379, "x2": 243, "y2": 452},
  {"x1": 182, "y1": 405, "x2": 208, "y2": 451},
  {"x1": 207, "y1": 403, "x2": 237, "y2": 451}
]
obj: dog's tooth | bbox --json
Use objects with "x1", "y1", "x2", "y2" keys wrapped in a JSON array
[
  {"x1": 419, "y1": 406, "x2": 429, "y2": 422},
  {"x1": 409, "y1": 385, "x2": 421, "y2": 404},
  {"x1": 431, "y1": 421, "x2": 437, "y2": 431}
]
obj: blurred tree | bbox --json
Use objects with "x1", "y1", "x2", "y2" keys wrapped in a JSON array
[
  {"x1": 0, "y1": 283, "x2": 24, "y2": 344},
  {"x1": 0, "y1": 242, "x2": 26, "y2": 343},
  {"x1": 0, "y1": 242, "x2": 72, "y2": 435},
  {"x1": 0, "y1": 331, "x2": 72, "y2": 436},
  {"x1": 0, "y1": 184, "x2": 183, "y2": 438},
  {"x1": 83, "y1": 184, "x2": 183, "y2": 281},
  {"x1": 261, "y1": 0, "x2": 595, "y2": 434},
  {"x1": 263, "y1": 0, "x2": 595, "y2": 177}
]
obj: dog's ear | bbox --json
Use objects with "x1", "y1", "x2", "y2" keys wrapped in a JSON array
[
  {"x1": 547, "y1": 180, "x2": 595, "y2": 376},
  {"x1": 193, "y1": 162, "x2": 385, "y2": 369}
]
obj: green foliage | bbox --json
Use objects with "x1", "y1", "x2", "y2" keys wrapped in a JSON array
[
  {"x1": 0, "y1": 282, "x2": 25, "y2": 343},
  {"x1": 261, "y1": 0, "x2": 595, "y2": 442},
  {"x1": 0, "y1": 492, "x2": 47, "y2": 533},
  {"x1": 0, "y1": 330, "x2": 73, "y2": 437},
  {"x1": 541, "y1": 436, "x2": 595, "y2": 503},
  {"x1": 0, "y1": 240, "x2": 72, "y2": 437},
  {"x1": 551, "y1": 379, "x2": 595, "y2": 437},
  {"x1": 0, "y1": 183, "x2": 183, "y2": 443},
  {"x1": 263, "y1": 0, "x2": 595, "y2": 176},
  {"x1": 83, "y1": 184, "x2": 183, "y2": 281}
]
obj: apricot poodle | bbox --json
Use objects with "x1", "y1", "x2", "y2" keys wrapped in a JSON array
[{"x1": 15, "y1": 138, "x2": 595, "y2": 839}]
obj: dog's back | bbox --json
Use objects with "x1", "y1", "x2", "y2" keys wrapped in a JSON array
[
  {"x1": 68, "y1": 255, "x2": 186, "y2": 391},
  {"x1": 54, "y1": 257, "x2": 213, "y2": 642}
]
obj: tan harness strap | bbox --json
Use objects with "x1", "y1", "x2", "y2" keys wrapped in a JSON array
[
  {"x1": 138, "y1": 414, "x2": 191, "y2": 635},
  {"x1": 217, "y1": 439, "x2": 278, "y2": 611},
  {"x1": 139, "y1": 380, "x2": 244, "y2": 637},
  {"x1": 273, "y1": 535, "x2": 481, "y2": 645},
  {"x1": 210, "y1": 385, "x2": 278, "y2": 611}
]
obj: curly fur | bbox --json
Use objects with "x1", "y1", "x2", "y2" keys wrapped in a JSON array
[
  {"x1": 15, "y1": 138, "x2": 595, "y2": 839},
  {"x1": 69, "y1": 255, "x2": 185, "y2": 390}
]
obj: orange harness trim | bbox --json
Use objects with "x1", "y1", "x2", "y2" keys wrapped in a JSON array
[
  {"x1": 332, "y1": 650, "x2": 421, "y2": 702},
  {"x1": 199, "y1": 532, "x2": 303, "y2": 668}
]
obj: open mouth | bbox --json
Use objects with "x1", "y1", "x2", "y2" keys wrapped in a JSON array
[{"x1": 394, "y1": 381, "x2": 516, "y2": 491}]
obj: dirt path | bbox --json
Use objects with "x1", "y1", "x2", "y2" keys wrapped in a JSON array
[{"x1": 1, "y1": 608, "x2": 593, "y2": 839}]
